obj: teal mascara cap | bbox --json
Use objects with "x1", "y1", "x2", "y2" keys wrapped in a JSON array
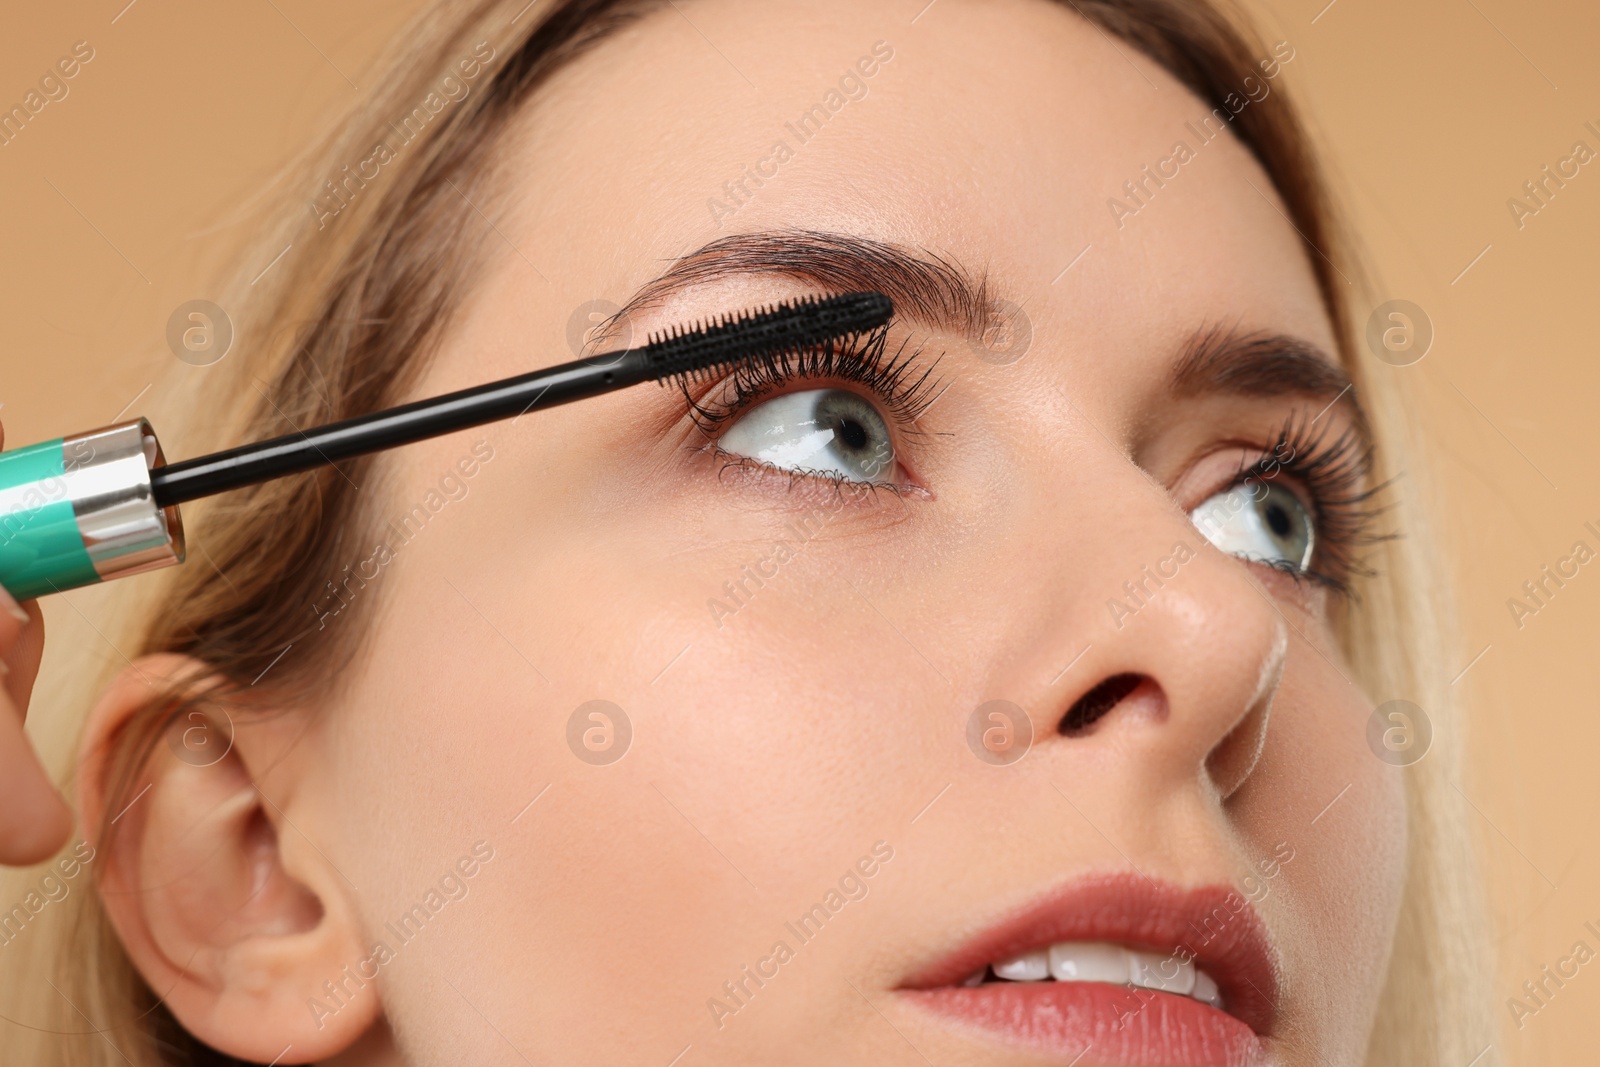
[{"x1": 0, "y1": 418, "x2": 185, "y2": 601}]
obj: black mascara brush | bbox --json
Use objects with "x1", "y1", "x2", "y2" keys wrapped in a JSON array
[{"x1": 0, "y1": 291, "x2": 894, "y2": 600}]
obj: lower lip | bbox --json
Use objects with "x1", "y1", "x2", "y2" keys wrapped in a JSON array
[{"x1": 901, "y1": 981, "x2": 1266, "y2": 1067}]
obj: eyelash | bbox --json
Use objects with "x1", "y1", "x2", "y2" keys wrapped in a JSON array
[
  {"x1": 1225, "y1": 410, "x2": 1393, "y2": 595},
  {"x1": 676, "y1": 335, "x2": 1390, "y2": 593},
  {"x1": 678, "y1": 324, "x2": 945, "y2": 492}
]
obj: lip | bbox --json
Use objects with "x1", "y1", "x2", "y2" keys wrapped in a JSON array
[{"x1": 897, "y1": 872, "x2": 1280, "y2": 1067}]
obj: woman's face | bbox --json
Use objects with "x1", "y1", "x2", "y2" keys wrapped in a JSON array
[{"x1": 267, "y1": 1, "x2": 1405, "y2": 1063}]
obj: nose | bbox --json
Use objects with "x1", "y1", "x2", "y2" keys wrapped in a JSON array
[{"x1": 1022, "y1": 479, "x2": 1290, "y2": 804}]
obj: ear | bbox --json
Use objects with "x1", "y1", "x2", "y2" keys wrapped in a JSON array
[{"x1": 78, "y1": 654, "x2": 381, "y2": 1063}]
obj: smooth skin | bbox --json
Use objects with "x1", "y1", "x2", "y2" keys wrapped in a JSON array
[{"x1": 27, "y1": 1, "x2": 1413, "y2": 1064}]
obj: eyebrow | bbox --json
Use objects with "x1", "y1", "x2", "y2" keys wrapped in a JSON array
[
  {"x1": 613, "y1": 230, "x2": 1367, "y2": 436},
  {"x1": 613, "y1": 229, "x2": 996, "y2": 342},
  {"x1": 1170, "y1": 324, "x2": 1368, "y2": 440}
]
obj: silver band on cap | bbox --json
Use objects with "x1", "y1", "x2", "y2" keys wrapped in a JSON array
[{"x1": 60, "y1": 418, "x2": 185, "y2": 583}]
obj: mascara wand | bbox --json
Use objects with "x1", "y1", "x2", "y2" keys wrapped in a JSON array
[{"x1": 0, "y1": 291, "x2": 893, "y2": 600}]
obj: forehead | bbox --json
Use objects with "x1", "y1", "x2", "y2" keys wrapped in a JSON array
[{"x1": 500, "y1": 0, "x2": 1334, "y2": 361}]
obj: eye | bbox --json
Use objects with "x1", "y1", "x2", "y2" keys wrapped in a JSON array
[
  {"x1": 1189, "y1": 481, "x2": 1315, "y2": 573},
  {"x1": 717, "y1": 388, "x2": 899, "y2": 483}
]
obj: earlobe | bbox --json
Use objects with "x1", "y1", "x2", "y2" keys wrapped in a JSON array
[{"x1": 79, "y1": 654, "x2": 381, "y2": 1062}]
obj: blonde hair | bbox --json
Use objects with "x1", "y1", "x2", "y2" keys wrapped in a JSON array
[{"x1": 0, "y1": 0, "x2": 1497, "y2": 1063}]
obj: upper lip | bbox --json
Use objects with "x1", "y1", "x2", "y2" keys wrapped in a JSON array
[{"x1": 898, "y1": 871, "x2": 1282, "y2": 1035}]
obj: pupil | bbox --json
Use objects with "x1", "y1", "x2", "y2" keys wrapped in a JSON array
[
  {"x1": 1265, "y1": 501, "x2": 1293, "y2": 538},
  {"x1": 837, "y1": 418, "x2": 868, "y2": 451}
]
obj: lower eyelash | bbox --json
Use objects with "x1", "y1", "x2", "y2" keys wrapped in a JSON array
[
  {"x1": 698, "y1": 446, "x2": 924, "y2": 505},
  {"x1": 678, "y1": 323, "x2": 947, "y2": 438},
  {"x1": 1232, "y1": 410, "x2": 1395, "y2": 595}
]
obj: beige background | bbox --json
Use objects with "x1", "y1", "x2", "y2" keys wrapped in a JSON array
[{"x1": 1, "y1": 1, "x2": 1595, "y2": 1062}]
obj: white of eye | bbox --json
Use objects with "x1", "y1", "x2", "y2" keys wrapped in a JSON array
[
  {"x1": 719, "y1": 388, "x2": 897, "y2": 483},
  {"x1": 1189, "y1": 481, "x2": 1315, "y2": 572}
]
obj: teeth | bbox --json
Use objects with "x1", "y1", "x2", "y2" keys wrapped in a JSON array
[
  {"x1": 993, "y1": 948, "x2": 1049, "y2": 981},
  {"x1": 1193, "y1": 968, "x2": 1222, "y2": 1008},
  {"x1": 1048, "y1": 941, "x2": 1128, "y2": 984},
  {"x1": 983, "y1": 940, "x2": 1221, "y2": 1010},
  {"x1": 1131, "y1": 950, "x2": 1195, "y2": 995}
]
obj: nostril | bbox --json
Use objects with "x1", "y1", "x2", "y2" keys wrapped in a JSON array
[{"x1": 1059, "y1": 673, "x2": 1145, "y2": 735}]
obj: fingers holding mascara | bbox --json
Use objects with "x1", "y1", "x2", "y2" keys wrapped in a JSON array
[{"x1": 0, "y1": 420, "x2": 71, "y2": 866}]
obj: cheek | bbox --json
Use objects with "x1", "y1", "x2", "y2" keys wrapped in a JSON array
[
  {"x1": 1237, "y1": 650, "x2": 1408, "y2": 1050},
  {"x1": 313, "y1": 489, "x2": 935, "y2": 1057}
]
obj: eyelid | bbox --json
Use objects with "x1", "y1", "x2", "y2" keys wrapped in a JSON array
[{"x1": 1171, "y1": 440, "x2": 1289, "y2": 514}]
